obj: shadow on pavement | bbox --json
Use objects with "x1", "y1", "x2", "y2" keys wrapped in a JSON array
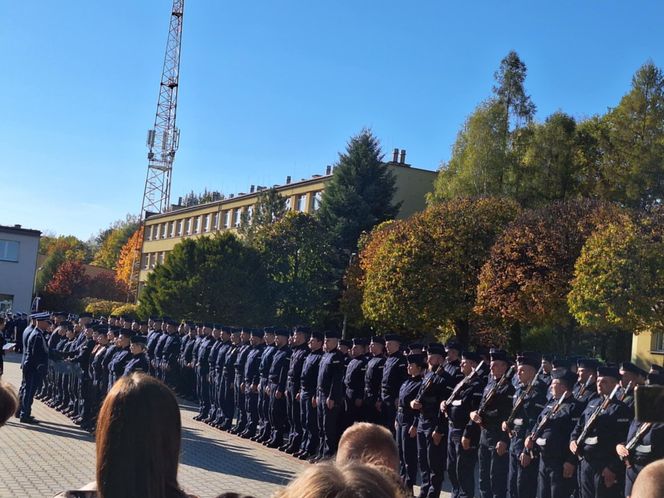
[
  {"x1": 5, "y1": 418, "x2": 93, "y2": 442},
  {"x1": 180, "y1": 427, "x2": 294, "y2": 485}
]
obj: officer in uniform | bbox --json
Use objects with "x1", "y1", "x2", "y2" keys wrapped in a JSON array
[
  {"x1": 343, "y1": 337, "x2": 368, "y2": 429},
  {"x1": 193, "y1": 323, "x2": 214, "y2": 421},
  {"x1": 67, "y1": 323, "x2": 95, "y2": 431},
  {"x1": 526, "y1": 370, "x2": 579, "y2": 498},
  {"x1": 210, "y1": 326, "x2": 231, "y2": 426},
  {"x1": 574, "y1": 359, "x2": 599, "y2": 410},
  {"x1": 19, "y1": 312, "x2": 51, "y2": 423},
  {"x1": 295, "y1": 330, "x2": 324, "y2": 460},
  {"x1": 470, "y1": 348, "x2": 515, "y2": 498},
  {"x1": 231, "y1": 328, "x2": 252, "y2": 435},
  {"x1": 123, "y1": 334, "x2": 150, "y2": 375},
  {"x1": 445, "y1": 351, "x2": 485, "y2": 498},
  {"x1": 364, "y1": 336, "x2": 386, "y2": 425},
  {"x1": 160, "y1": 318, "x2": 181, "y2": 389},
  {"x1": 616, "y1": 372, "x2": 664, "y2": 497},
  {"x1": 107, "y1": 329, "x2": 132, "y2": 389},
  {"x1": 569, "y1": 366, "x2": 631, "y2": 498},
  {"x1": 411, "y1": 343, "x2": 451, "y2": 498},
  {"x1": 266, "y1": 328, "x2": 291, "y2": 448},
  {"x1": 180, "y1": 324, "x2": 198, "y2": 399},
  {"x1": 396, "y1": 353, "x2": 425, "y2": 496},
  {"x1": 283, "y1": 326, "x2": 310, "y2": 453},
  {"x1": 218, "y1": 328, "x2": 240, "y2": 430},
  {"x1": 539, "y1": 355, "x2": 553, "y2": 387},
  {"x1": 241, "y1": 328, "x2": 265, "y2": 439},
  {"x1": 253, "y1": 327, "x2": 277, "y2": 442},
  {"x1": 381, "y1": 334, "x2": 408, "y2": 435},
  {"x1": 204, "y1": 325, "x2": 223, "y2": 424},
  {"x1": 311, "y1": 330, "x2": 345, "y2": 462},
  {"x1": 503, "y1": 353, "x2": 548, "y2": 498},
  {"x1": 146, "y1": 317, "x2": 163, "y2": 376},
  {"x1": 618, "y1": 362, "x2": 647, "y2": 411}
]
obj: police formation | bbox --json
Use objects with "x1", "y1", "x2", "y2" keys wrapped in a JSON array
[{"x1": 13, "y1": 311, "x2": 664, "y2": 498}]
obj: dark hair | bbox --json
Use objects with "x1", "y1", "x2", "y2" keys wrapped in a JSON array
[
  {"x1": 0, "y1": 382, "x2": 19, "y2": 427},
  {"x1": 96, "y1": 373, "x2": 185, "y2": 498}
]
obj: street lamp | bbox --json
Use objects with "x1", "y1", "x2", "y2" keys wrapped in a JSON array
[{"x1": 341, "y1": 252, "x2": 357, "y2": 340}]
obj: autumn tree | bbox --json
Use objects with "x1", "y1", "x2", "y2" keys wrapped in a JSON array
[
  {"x1": 85, "y1": 272, "x2": 128, "y2": 302},
  {"x1": 317, "y1": 129, "x2": 400, "y2": 253},
  {"x1": 139, "y1": 232, "x2": 272, "y2": 324},
  {"x1": 115, "y1": 228, "x2": 144, "y2": 298},
  {"x1": 361, "y1": 197, "x2": 520, "y2": 345},
  {"x1": 41, "y1": 260, "x2": 89, "y2": 311},
  {"x1": 91, "y1": 214, "x2": 140, "y2": 269},
  {"x1": 252, "y1": 212, "x2": 338, "y2": 328},
  {"x1": 475, "y1": 199, "x2": 622, "y2": 353}
]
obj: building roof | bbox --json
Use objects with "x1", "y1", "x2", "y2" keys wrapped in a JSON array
[{"x1": 0, "y1": 224, "x2": 41, "y2": 237}]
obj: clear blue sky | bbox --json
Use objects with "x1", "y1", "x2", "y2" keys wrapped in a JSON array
[{"x1": 2, "y1": 0, "x2": 662, "y2": 240}]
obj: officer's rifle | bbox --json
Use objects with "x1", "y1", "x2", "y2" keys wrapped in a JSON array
[
  {"x1": 476, "y1": 365, "x2": 516, "y2": 418},
  {"x1": 577, "y1": 374, "x2": 595, "y2": 399},
  {"x1": 442, "y1": 360, "x2": 485, "y2": 409},
  {"x1": 619, "y1": 381, "x2": 634, "y2": 402},
  {"x1": 620, "y1": 422, "x2": 652, "y2": 468},
  {"x1": 505, "y1": 365, "x2": 544, "y2": 435},
  {"x1": 522, "y1": 390, "x2": 570, "y2": 458},
  {"x1": 573, "y1": 383, "x2": 621, "y2": 456},
  {"x1": 415, "y1": 359, "x2": 447, "y2": 404}
]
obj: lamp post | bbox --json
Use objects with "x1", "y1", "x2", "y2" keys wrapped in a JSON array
[{"x1": 341, "y1": 252, "x2": 357, "y2": 340}]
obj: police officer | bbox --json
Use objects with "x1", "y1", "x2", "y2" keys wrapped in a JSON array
[
  {"x1": 397, "y1": 353, "x2": 425, "y2": 496},
  {"x1": 180, "y1": 324, "x2": 198, "y2": 399},
  {"x1": 266, "y1": 328, "x2": 291, "y2": 448},
  {"x1": 204, "y1": 325, "x2": 223, "y2": 424},
  {"x1": 146, "y1": 316, "x2": 163, "y2": 377},
  {"x1": 618, "y1": 362, "x2": 647, "y2": 410},
  {"x1": 193, "y1": 323, "x2": 214, "y2": 421},
  {"x1": 160, "y1": 318, "x2": 181, "y2": 388},
  {"x1": 343, "y1": 337, "x2": 368, "y2": 429},
  {"x1": 19, "y1": 312, "x2": 51, "y2": 423},
  {"x1": 107, "y1": 329, "x2": 132, "y2": 389},
  {"x1": 123, "y1": 334, "x2": 150, "y2": 375},
  {"x1": 68, "y1": 323, "x2": 96, "y2": 431},
  {"x1": 311, "y1": 330, "x2": 345, "y2": 462},
  {"x1": 470, "y1": 348, "x2": 515, "y2": 498},
  {"x1": 574, "y1": 359, "x2": 599, "y2": 410},
  {"x1": 241, "y1": 328, "x2": 265, "y2": 439},
  {"x1": 381, "y1": 334, "x2": 408, "y2": 435},
  {"x1": 210, "y1": 326, "x2": 231, "y2": 426},
  {"x1": 503, "y1": 353, "x2": 548, "y2": 498},
  {"x1": 570, "y1": 366, "x2": 631, "y2": 498},
  {"x1": 283, "y1": 326, "x2": 310, "y2": 453},
  {"x1": 295, "y1": 331, "x2": 324, "y2": 460},
  {"x1": 253, "y1": 327, "x2": 277, "y2": 443},
  {"x1": 364, "y1": 336, "x2": 386, "y2": 425},
  {"x1": 445, "y1": 351, "x2": 485, "y2": 498},
  {"x1": 218, "y1": 328, "x2": 240, "y2": 430},
  {"x1": 231, "y1": 328, "x2": 252, "y2": 435}
]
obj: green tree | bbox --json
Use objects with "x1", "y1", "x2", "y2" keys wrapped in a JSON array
[
  {"x1": 569, "y1": 209, "x2": 664, "y2": 334},
  {"x1": 493, "y1": 50, "x2": 536, "y2": 130},
  {"x1": 139, "y1": 232, "x2": 272, "y2": 324},
  {"x1": 317, "y1": 129, "x2": 400, "y2": 253},
  {"x1": 253, "y1": 212, "x2": 338, "y2": 328},
  {"x1": 39, "y1": 235, "x2": 92, "y2": 262},
  {"x1": 361, "y1": 197, "x2": 520, "y2": 345},
  {"x1": 91, "y1": 215, "x2": 140, "y2": 269},
  {"x1": 239, "y1": 187, "x2": 288, "y2": 242}
]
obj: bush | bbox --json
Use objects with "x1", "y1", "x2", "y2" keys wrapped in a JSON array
[
  {"x1": 84, "y1": 299, "x2": 125, "y2": 317},
  {"x1": 110, "y1": 303, "x2": 140, "y2": 320}
]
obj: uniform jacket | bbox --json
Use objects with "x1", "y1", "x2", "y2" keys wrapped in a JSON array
[
  {"x1": 300, "y1": 349, "x2": 323, "y2": 396},
  {"x1": 344, "y1": 356, "x2": 367, "y2": 401},
  {"x1": 364, "y1": 354, "x2": 386, "y2": 401},
  {"x1": 269, "y1": 345, "x2": 292, "y2": 392},
  {"x1": 381, "y1": 353, "x2": 408, "y2": 403},
  {"x1": 122, "y1": 353, "x2": 150, "y2": 376},
  {"x1": 287, "y1": 343, "x2": 310, "y2": 394},
  {"x1": 317, "y1": 348, "x2": 345, "y2": 402}
]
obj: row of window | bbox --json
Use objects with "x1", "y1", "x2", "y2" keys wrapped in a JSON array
[
  {"x1": 0, "y1": 240, "x2": 20, "y2": 262},
  {"x1": 142, "y1": 251, "x2": 170, "y2": 270},
  {"x1": 145, "y1": 191, "x2": 323, "y2": 241}
]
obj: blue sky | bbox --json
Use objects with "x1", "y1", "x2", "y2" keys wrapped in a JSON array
[{"x1": 1, "y1": 0, "x2": 662, "y2": 240}]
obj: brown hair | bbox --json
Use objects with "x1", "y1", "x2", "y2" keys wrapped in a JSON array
[
  {"x1": 274, "y1": 462, "x2": 406, "y2": 498},
  {"x1": 96, "y1": 373, "x2": 185, "y2": 498},
  {"x1": 0, "y1": 382, "x2": 19, "y2": 427},
  {"x1": 336, "y1": 422, "x2": 399, "y2": 472}
]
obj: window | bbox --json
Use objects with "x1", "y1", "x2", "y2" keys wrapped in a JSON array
[
  {"x1": 203, "y1": 214, "x2": 210, "y2": 232},
  {"x1": 0, "y1": 294, "x2": 14, "y2": 313},
  {"x1": 233, "y1": 209, "x2": 242, "y2": 227},
  {"x1": 0, "y1": 240, "x2": 19, "y2": 262},
  {"x1": 141, "y1": 253, "x2": 149, "y2": 270},
  {"x1": 146, "y1": 225, "x2": 153, "y2": 241},
  {"x1": 177, "y1": 219, "x2": 183, "y2": 236},
  {"x1": 184, "y1": 218, "x2": 191, "y2": 235},
  {"x1": 160, "y1": 223, "x2": 167, "y2": 239},
  {"x1": 148, "y1": 253, "x2": 156, "y2": 268},
  {"x1": 169, "y1": 221, "x2": 175, "y2": 238},
  {"x1": 651, "y1": 331, "x2": 664, "y2": 353},
  {"x1": 296, "y1": 194, "x2": 307, "y2": 212},
  {"x1": 223, "y1": 210, "x2": 230, "y2": 228},
  {"x1": 246, "y1": 205, "x2": 254, "y2": 224},
  {"x1": 285, "y1": 197, "x2": 292, "y2": 211},
  {"x1": 193, "y1": 216, "x2": 200, "y2": 234},
  {"x1": 212, "y1": 212, "x2": 219, "y2": 231},
  {"x1": 312, "y1": 191, "x2": 323, "y2": 211},
  {"x1": 158, "y1": 251, "x2": 165, "y2": 265}
]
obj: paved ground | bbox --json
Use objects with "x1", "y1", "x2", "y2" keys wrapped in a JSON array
[{"x1": 0, "y1": 353, "x2": 302, "y2": 498}]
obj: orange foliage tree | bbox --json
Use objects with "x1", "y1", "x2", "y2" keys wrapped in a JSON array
[{"x1": 115, "y1": 228, "x2": 143, "y2": 298}]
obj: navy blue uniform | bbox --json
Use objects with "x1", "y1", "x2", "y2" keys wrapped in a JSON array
[
  {"x1": 123, "y1": 352, "x2": 150, "y2": 376},
  {"x1": 20, "y1": 327, "x2": 49, "y2": 420},
  {"x1": 623, "y1": 421, "x2": 664, "y2": 497},
  {"x1": 343, "y1": 355, "x2": 367, "y2": 428},
  {"x1": 243, "y1": 343, "x2": 265, "y2": 436},
  {"x1": 397, "y1": 375, "x2": 423, "y2": 492},
  {"x1": 299, "y1": 348, "x2": 323, "y2": 456},
  {"x1": 381, "y1": 352, "x2": 408, "y2": 434},
  {"x1": 194, "y1": 335, "x2": 213, "y2": 419},
  {"x1": 316, "y1": 347, "x2": 345, "y2": 458},
  {"x1": 160, "y1": 332, "x2": 181, "y2": 388},
  {"x1": 255, "y1": 343, "x2": 276, "y2": 441},
  {"x1": 286, "y1": 342, "x2": 309, "y2": 449},
  {"x1": 364, "y1": 354, "x2": 386, "y2": 424},
  {"x1": 268, "y1": 345, "x2": 291, "y2": 445}
]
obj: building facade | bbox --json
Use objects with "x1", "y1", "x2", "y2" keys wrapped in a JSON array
[
  {"x1": 138, "y1": 154, "x2": 437, "y2": 290},
  {"x1": 0, "y1": 224, "x2": 41, "y2": 313},
  {"x1": 631, "y1": 331, "x2": 664, "y2": 370}
]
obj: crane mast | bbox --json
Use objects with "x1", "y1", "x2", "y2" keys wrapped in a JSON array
[{"x1": 141, "y1": 0, "x2": 184, "y2": 217}]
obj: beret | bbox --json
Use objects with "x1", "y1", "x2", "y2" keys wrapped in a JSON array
[
  {"x1": 597, "y1": 366, "x2": 620, "y2": 379},
  {"x1": 311, "y1": 331, "x2": 324, "y2": 341},
  {"x1": 621, "y1": 362, "x2": 648, "y2": 378},
  {"x1": 407, "y1": 353, "x2": 427, "y2": 366},
  {"x1": 461, "y1": 351, "x2": 481, "y2": 362},
  {"x1": 489, "y1": 348, "x2": 509, "y2": 363},
  {"x1": 324, "y1": 330, "x2": 341, "y2": 340},
  {"x1": 371, "y1": 336, "x2": 386, "y2": 346},
  {"x1": 427, "y1": 343, "x2": 446, "y2": 355},
  {"x1": 352, "y1": 337, "x2": 369, "y2": 346},
  {"x1": 340, "y1": 339, "x2": 353, "y2": 348},
  {"x1": 384, "y1": 334, "x2": 402, "y2": 343}
]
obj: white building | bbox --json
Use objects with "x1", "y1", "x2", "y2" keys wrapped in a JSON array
[{"x1": 0, "y1": 224, "x2": 41, "y2": 313}]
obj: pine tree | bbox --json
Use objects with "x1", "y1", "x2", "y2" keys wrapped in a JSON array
[{"x1": 317, "y1": 129, "x2": 401, "y2": 253}]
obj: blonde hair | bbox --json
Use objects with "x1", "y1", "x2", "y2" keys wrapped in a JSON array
[
  {"x1": 336, "y1": 422, "x2": 399, "y2": 472},
  {"x1": 274, "y1": 462, "x2": 406, "y2": 498}
]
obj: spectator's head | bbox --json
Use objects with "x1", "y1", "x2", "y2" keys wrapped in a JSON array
[
  {"x1": 274, "y1": 462, "x2": 405, "y2": 498},
  {"x1": 0, "y1": 382, "x2": 19, "y2": 428},
  {"x1": 336, "y1": 422, "x2": 399, "y2": 472},
  {"x1": 632, "y1": 459, "x2": 664, "y2": 498},
  {"x1": 96, "y1": 373, "x2": 185, "y2": 498}
]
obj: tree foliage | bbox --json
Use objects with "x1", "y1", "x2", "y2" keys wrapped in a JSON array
[
  {"x1": 115, "y1": 228, "x2": 143, "y2": 296},
  {"x1": 180, "y1": 188, "x2": 224, "y2": 207},
  {"x1": 139, "y1": 232, "x2": 272, "y2": 324},
  {"x1": 39, "y1": 235, "x2": 92, "y2": 263},
  {"x1": 239, "y1": 187, "x2": 288, "y2": 242},
  {"x1": 252, "y1": 212, "x2": 338, "y2": 328},
  {"x1": 41, "y1": 260, "x2": 89, "y2": 311},
  {"x1": 91, "y1": 214, "x2": 140, "y2": 269},
  {"x1": 317, "y1": 129, "x2": 401, "y2": 253},
  {"x1": 360, "y1": 197, "x2": 520, "y2": 344}
]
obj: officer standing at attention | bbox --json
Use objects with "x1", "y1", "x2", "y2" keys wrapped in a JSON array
[
  {"x1": 381, "y1": 334, "x2": 408, "y2": 435},
  {"x1": 364, "y1": 336, "x2": 386, "y2": 425},
  {"x1": 503, "y1": 353, "x2": 548, "y2": 498},
  {"x1": 122, "y1": 334, "x2": 150, "y2": 375},
  {"x1": 266, "y1": 328, "x2": 291, "y2": 448},
  {"x1": 574, "y1": 359, "x2": 599, "y2": 411},
  {"x1": 618, "y1": 362, "x2": 647, "y2": 411},
  {"x1": 283, "y1": 326, "x2": 310, "y2": 453},
  {"x1": 311, "y1": 330, "x2": 345, "y2": 462},
  {"x1": 526, "y1": 370, "x2": 579, "y2": 498},
  {"x1": 569, "y1": 366, "x2": 631, "y2": 498},
  {"x1": 295, "y1": 330, "x2": 324, "y2": 461},
  {"x1": 343, "y1": 337, "x2": 368, "y2": 428},
  {"x1": 253, "y1": 327, "x2": 277, "y2": 443},
  {"x1": 210, "y1": 326, "x2": 231, "y2": 427},
  {"x1": 161, "y1": 318, "x2": 181, "y2": 389},
  {"x1": 396, "y1": 353, "x2": 425, "y2": 496},
  {"x1": 204, "y1": 325, "x2": 223, "y2": 424},
  {"x1": 107, "y1": 329, "x2": 132, "y2": 389},
  {"x1": 19, "y1": 312, "x2": 51, "y2": 423},
  {"x1": 193, "y1": 323, "x2": 214, "y2": 421},
  {"x1": 470, "y1": 348, "x2": 515, "y2": 498},
  {"x1": 241, "y1": 328, "x2": 265, "y2": 439},
  {"x1": 146, "y1": 317, "x2": 163, "y2": 377}
]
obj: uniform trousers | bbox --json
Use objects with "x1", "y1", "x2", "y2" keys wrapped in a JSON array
[
  {"x1": 196, "y1": 367, "x2": 210, "y2": 417},
  {"x1": 417, "y1": 421, "x2": 446, "y2": 498},
  {"x1": 257, "y1": 378, "x2": 270, "y2": 434},
  {"x1": 478, "y1": 431, "x2": 509, "y2": 498},
  {"x1": 269, "y1": 384, "x2": 287, "y2": 443},
  {"x1": 300, "y1": 393, "x2": 319, "y2": 455},
  {"x1": 221, "y1": 375, "x2": 235, "y2": 427},
  {"x1": 625, "y1": 462, "x2": 646, "y2": 498},
  {"x1": 244, "y1": 387, "x2": 260, "y2": 434},
  {"x1": 578, "y1": 458, "x2": 623, "y2": 498},
  {"x1": 20, "y1": 368, "x2": 44, "y2": 418},
  {"x1": 364, "y1": 395, "x2": 381, "y2": 424},
  {"x1": 316, "y1": 392, "x2": 341, "y2": 458},
  {"x1": 233, "y1": 377, "x2": 247, "y2": 430},
  {"x1": 396, "y1": 412, "x2": 419, "y2": 491},
  {"x1": 447, "y1": 426, "x2": 478, "y2": 498},
  {"x1": 508, "y1": 448, "x2": 539, "y2": 498},
  {"x1": 286, "y1": 389, "x2": 302, "y2": 448},
  {"x1": 537, "y1": 456, "x2": 576, "y2": 498},
  {"x1": 382, "y1": 398, "x2": 397, "y2": 436}
]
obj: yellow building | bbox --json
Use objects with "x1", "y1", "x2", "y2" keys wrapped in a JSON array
[
  {"x1": 631, "y1": 331, "x2": 664, "y2": 370},
  {"x1": 138, "y1": 150, "x2": 437, "y2": 290}
]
